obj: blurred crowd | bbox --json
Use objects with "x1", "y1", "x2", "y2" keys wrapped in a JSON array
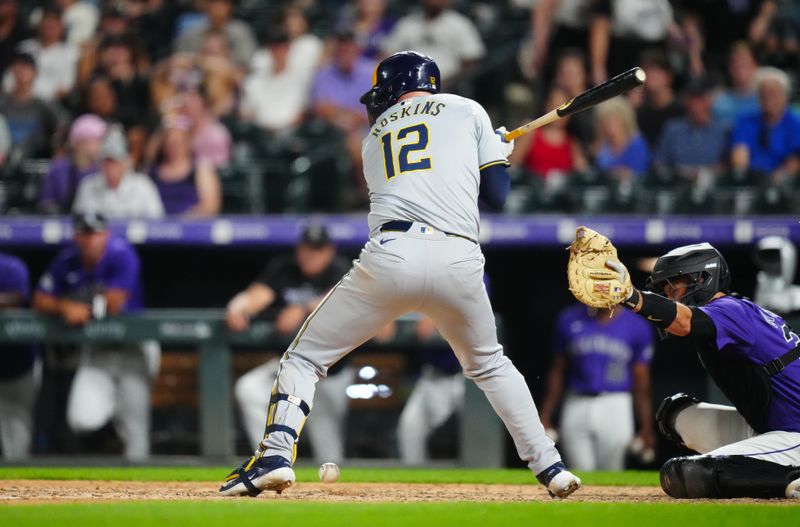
[
  {"x1": 511, "y1": 0, "x2": 800, "y2": 215},
  {"x1": 0, "y1": 0, "x2": 798, "y2": 217}
]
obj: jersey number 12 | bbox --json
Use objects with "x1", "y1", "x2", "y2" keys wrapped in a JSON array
[{"x1": 380, "y1": 123, "x2": 432, "y2": 180}]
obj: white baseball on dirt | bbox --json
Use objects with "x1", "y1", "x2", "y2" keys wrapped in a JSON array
[{"x1": 318, "y1": 462, "x2": 340, "y2": 483}]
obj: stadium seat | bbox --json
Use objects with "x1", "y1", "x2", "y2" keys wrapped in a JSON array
[
  {"x1": 0, "y1": 158, "x2": 49, "y2": 214},
  {"x1": 670, "y1": 185, "x2": 716, "y2": 215},
  {"x1": 284, "y1": 120, "x2": 352, "y2": 212},
  {"x1": 750, "y1": 186, "x2": 798, "y2": 214},
  {"x1": 218, "y1": 163, "x2": 264, "y2": 214},
  {"x1": 714, "y1": 170, "x2": 766, "y2": 215},
  {"x1": 521, "y1": 172, "x2": 576, "y2": 213},
  {"x1": 565, "y1": 169, "x2": 612, "y2": 213}
]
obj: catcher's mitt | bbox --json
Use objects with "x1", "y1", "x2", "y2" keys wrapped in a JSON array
[{"x1": 567, "y1": 226, "x2": 632, "y2": 309}]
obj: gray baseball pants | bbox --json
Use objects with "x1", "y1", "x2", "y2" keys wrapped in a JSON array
[{"x1": 258, "y1": 223, "x2": 562, "y2": 475}]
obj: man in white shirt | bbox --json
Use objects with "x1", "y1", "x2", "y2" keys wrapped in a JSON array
[
  {"x1": 55, "y1": 0, "x2": 99, "y2": 46},
  {"x1": 73, "y1": 128, "x2": 164, "y2": 219},
  {"x1": 7, "y1": 8, "x2": 78, "y2": 102},
  {"x1": 240, "y1": 31, "x2": 311, "y2": 133},
  {"x1": 249, "y1": 7, "x2": 322, "y2": 79},
  {"x1": 382, "y1": 0, "x2": 485, "y2": 82},
  {"x1": 175, "y1": 0, "x2": 257, "y2": 66}
]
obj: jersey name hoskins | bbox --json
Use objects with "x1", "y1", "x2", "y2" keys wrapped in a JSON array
[{"x1": 370, "y1": 101, "x2": 447, "y2": 137}]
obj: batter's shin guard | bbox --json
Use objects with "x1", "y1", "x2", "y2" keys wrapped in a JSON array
[
  {"x1": 257, "y1": 392, "x2": 311, "y2": 463},
  {"x1": 660, "y1": 455, "x2": 800, "y2": 499}
]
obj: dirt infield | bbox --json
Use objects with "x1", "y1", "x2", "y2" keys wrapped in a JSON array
[{"x1": 0, "y1": 480, "x2": 793, "y2": 505}]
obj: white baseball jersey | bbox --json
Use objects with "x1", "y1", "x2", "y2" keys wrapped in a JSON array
[{"x1": 362, "y1": 93, "x2": 508, "y2": 241}]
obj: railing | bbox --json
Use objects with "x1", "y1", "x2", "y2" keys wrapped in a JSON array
[{"x1": 0, "y1": 215, "x2": 796, "y2": 248}]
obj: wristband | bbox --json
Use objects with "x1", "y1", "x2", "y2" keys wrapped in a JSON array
[
  {"x1": 623, "y1": 288, "x2": 640, "y2": 309},
  {"x1": 637, "y1": 291, "x2": 678, "y2": 329}
]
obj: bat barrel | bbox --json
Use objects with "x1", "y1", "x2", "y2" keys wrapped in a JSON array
[
  {"x1": 502, "y1": 67, "x2": 645, "y2": 142},
  {"x1": 556, "y1": 67, "x2": 646, "y2": 118}
]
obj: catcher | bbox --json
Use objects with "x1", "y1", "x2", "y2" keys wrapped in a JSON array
[{"x1": 568, "y1": 227, "x2": 800, "y2": 499}]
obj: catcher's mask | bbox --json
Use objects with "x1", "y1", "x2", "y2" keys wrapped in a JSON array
[
  {"x1": 645, "y1": 243, "x2": 731, "y2": 307},
  {"x1": 360, "y1": 51, "x2": 441, "y2": 125}
]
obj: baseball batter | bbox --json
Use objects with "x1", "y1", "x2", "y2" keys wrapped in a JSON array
[
  {"x1": 220, "y1": 51, "x2": 581, "y2": 499},
  {"x1": 568, "y1": 232, "x2": 800, "y2": 499}
]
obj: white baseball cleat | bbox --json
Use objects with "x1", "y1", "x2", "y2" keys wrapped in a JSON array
[
  {"x1": 785, "y1": 476, "x2": 800, "y2": 499},
  {"x1": 219, "y1": 455, "x2": 296, "y2": 497},
  {"x1": 547, "y1": 470, "x2": 582, "y2": 499},
  {"x1": 537, "y1": 462, "x2": 581, "y2": 499}
]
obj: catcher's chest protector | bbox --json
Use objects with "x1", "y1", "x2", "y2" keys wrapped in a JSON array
[{"x1": 694, "y1": 338, "x2": 772, "y2": 433}]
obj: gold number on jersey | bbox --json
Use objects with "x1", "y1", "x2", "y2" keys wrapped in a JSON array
[{"x1": 380, "y1": 123, "x2": 432, "y2": 180}]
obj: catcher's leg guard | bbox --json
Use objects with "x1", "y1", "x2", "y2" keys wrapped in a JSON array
[
  {"x1": 656, "y1": 393, "x2": 700, "y2": 446},
  {"x1": 661, "y1": 455, "x2": 800, "y2": 499},
  {"x1": 660, "y1": 456, "x2": 716, "y2": 498}
]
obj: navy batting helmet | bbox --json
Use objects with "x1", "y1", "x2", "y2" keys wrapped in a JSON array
[
  {"x1": 360, "y1": 51, "x2": 441, "y2": 125},
  {"x1": 645, "y1": 243, "x2": 731, "y2": 306}
]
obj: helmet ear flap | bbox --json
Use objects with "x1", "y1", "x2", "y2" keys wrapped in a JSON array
[
  {"x1": 360, "y1": 72, "x2": 402, "y2": 125},
  {"x1": 360, "y1": 87, "x2": 383, "y2": 126}
]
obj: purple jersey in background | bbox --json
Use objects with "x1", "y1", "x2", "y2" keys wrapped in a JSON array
[
  {"x1": 554, "y1": 305, "x2": 655, "y2": 394},
  {"x1": 0, "y1": 253, "x2": 29, "y2": 303},
  {"x1": 36, "y1": 237, "x2": 144, "y2": 312},
  {"x1": 310, "y1": 57, "x2": 374, "y2": 112},
  {"x1": 0, "y1": 253, "x2": 36, "y2": 379},
  {"x1": 37, "y1": 157, "x2": 99, "y2": 213},
  {"x1": 700, "y1": 295, "x2": 800, "y2": 432}
]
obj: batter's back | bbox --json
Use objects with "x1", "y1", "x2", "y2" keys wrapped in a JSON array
[{"x1": 361, "y1": 93, "x2": 507, "y2": 241}]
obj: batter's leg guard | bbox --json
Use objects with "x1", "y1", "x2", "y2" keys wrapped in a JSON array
[
  {"x1": 258, "y1": 392, "x2": 312, "y2": 463},
  {"x1": 656, "y1": 393, "x2": 700, "y2": 447},
  {"x1": 660, "y1": 455, "x2": 800, "y2": 499}
]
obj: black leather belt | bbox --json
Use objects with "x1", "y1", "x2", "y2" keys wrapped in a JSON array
[{"x1": 380, "y1": 221, "x2": 477, "y2": 244}]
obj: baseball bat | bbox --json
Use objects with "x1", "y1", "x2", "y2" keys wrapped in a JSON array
[{"x1": 503, "y1": 67, "x2": 646, "y2": 142}]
